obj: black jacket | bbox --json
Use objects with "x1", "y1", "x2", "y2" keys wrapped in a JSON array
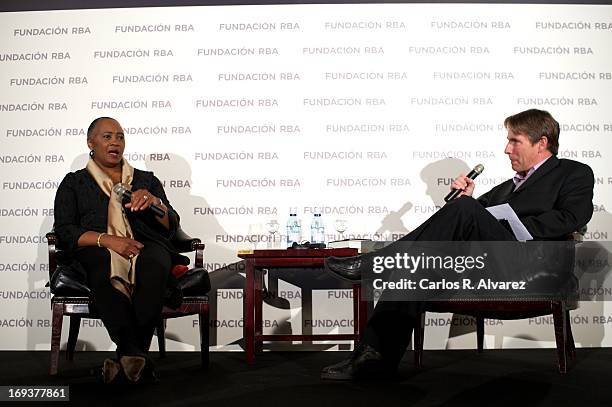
[
  {"x1": 53, "y1": 167, "x2": 187, "y2": 265},
  {"x1": 477, "y1": 157, "x2": 594, "y2": 240}
]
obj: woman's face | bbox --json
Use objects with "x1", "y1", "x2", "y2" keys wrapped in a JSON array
[{"x1": 87, "y1": 118, "x2": 125, "y2": 168}]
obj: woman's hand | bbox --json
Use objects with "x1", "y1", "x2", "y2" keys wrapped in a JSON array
[
  {"x1": 122, "y1": 188, "x2": 170, "y2": 229},
  {"x1": 124, "y1": 188, "x2": 165, "y2": 213},
  {"x1": 101, "y1": 234, "x2": 144, "y2": 259}
]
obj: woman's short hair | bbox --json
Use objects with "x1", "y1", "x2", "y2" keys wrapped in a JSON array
[{"x1": 87, "y1": 117, "x2": 115, "y2": 139}]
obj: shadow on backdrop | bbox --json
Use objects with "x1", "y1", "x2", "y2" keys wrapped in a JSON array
[{"x1": 30, "y1": 153, "x2": 97, "y2": 352}]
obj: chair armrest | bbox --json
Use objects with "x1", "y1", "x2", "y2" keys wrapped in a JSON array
[
  {"x1": 46, "y1": 231, "x2": 57, "y2": 280},
  {"x1": 47, "y1": 228, "x2": 204, "y2": 273},
  {"x1": 172, "y1": 228, "x2": 204, "y2": 252},
  {"x1": 567, "y1": 226, "x2": 587, "y2": 243},
  {"x1": 171, "y1": 228, "x2": 205, "y2": 268}
]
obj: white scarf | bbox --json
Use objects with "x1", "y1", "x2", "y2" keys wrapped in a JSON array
[{"x1": 86, "y1": 158, "x2": 136, "y2": 299}]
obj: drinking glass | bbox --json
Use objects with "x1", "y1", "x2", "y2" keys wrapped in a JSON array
[
  {"x1": 335, "y1": 219, "x2": 348, "y2": 240},
  {"x1": 248, "y1": 223, "x2": 263, "y2": 249},
  {"x1": 266, "y1": 219, "x2": 280, "y2": 248}
]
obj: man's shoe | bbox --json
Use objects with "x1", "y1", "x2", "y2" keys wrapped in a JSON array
[
  {"x1": 321, "y1": 345, "x2": 390, "y2": 380},
  {"x1": 324, "y1": 255, "x2": 364, "y2": 281}
]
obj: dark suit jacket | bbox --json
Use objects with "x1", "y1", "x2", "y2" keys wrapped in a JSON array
[
  {"x1": 53, "y1": 167, "x2": 183, "y2": 261},
  {"x1": 477, "y1": 156, "x2": 594, "y2": 240}
]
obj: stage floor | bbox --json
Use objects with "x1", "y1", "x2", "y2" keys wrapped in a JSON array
[{"x1": 0, "y1": 348, "x2": 609, "y2": 406}]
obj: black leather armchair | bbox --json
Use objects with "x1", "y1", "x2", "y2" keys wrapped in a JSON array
[
  {"x1": 46, "y1": 228, "x2": 210, "y2": 375},
  {"x1": 413, "y1": 231, "x2": 585, "y2": 374}
]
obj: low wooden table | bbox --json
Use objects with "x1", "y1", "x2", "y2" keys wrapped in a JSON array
[{"x1": 238, "y1": 248, "x2": 367, "y2": 364}]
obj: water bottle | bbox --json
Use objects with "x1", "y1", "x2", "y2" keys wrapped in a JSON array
[
  {"x1": 286, "y1": 212, "x2": 301, "y2": 247},
  {"x1": 310, "y1": 213, "x2": 325, "y2": 244}
]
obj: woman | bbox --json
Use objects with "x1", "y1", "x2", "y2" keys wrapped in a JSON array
[{"x1": 53, "y1": 117, "x2": 187, "y2": 383}]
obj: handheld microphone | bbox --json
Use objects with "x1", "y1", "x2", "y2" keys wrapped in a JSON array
[
  {"x1": 112, "y1": 183, "x2": 166, "y2": 217},
  {"x1": 444, "y1": 164, "x2": 485, "y2": 202}
]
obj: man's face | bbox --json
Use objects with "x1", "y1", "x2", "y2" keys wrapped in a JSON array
[
  {"x1": 503, "y1": 129, "x2": 545, "y2": 173},
  {"x1": 87, "y1": 118, "x2": 125, "y2": 168}
]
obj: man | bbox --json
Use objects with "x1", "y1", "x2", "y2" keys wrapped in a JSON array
[{"x1": 322, "y1": 109, "x2": 594, "y2": 380}]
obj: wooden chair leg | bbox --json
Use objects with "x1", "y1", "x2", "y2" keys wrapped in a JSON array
[
  {"x1": 476, "y1": 317, "x2": 485, "y2": 353},
  {"x1": 352, "y1": 285, "x2": 360, "y2": 341},
  {"x1": 156, "y1": 320, "x2": 166, "y2": 358},
  {"x1": 209, "y1": 294, "x2": 218, "y2": 347},
  {"x1": 552, "y1": 302, "x2": 568, "y2": 373},
  {"x1": 358, "y1": 292, "x2": 369, "y2": 342},
  {"x1": 414, "y1": 311, "x2": 426, "y2": 368},
  {"x1": 565, "y1": 310, "x2": 577, "y2": 361},
  {"x1": 50, "y1": 303, "x2": 63, "y2": 375},
  {"x1": 199, "y1": 305, "x2": 210, "y2": 368},
  {"x1": 66, "y1": 316, "x2": 81, "y2": 361}
]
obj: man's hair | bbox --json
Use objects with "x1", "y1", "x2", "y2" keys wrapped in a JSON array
[
  {"x1": 504, "y1": 109, "x2": 559, "y2": 155},
  {"x1": 87, "y1": 117, "x2": 115, "y2": 140}
]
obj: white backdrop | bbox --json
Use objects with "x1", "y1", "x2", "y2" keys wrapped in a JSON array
[{"x1": 1, "y1": 3, "x2": 611, "y2": 353}]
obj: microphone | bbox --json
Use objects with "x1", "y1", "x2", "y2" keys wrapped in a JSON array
[
  {"x1": 444, "y1": 164, "x2": 485, "y2": 202},
  {"x1": 112, "y1": 183, "x2": 165, "y2": 217}
]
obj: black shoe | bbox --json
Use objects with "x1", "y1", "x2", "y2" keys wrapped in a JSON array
[
  {"x1": 321, "y1": 345, "x2": 391, "y2": 380},
  {"x1": 324, "y1": 255, "x2": 364, "y2": 281}
]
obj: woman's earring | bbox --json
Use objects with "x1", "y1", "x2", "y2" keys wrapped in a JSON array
[{"x1": 89, "y1": 149, "x2": 95, "y2": 158}]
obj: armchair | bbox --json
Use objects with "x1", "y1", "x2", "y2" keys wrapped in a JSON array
[
  {"x1": 46, "y1": 228, "x2": 210, "y2": 375},
  {"x1": 413, "y1": 232, "x2": 584, "y2": 373}
]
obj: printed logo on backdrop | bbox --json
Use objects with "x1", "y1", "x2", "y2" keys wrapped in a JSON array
[{"x1": 1, "y1": 4, "x2": 611, "y2": 350}]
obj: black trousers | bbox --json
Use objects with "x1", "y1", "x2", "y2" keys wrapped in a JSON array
[
  {"x1": 74, "y1": 241, "x2": 171, "y2": 357},
  {"x1": 360, "y1": 197, "x2": 516, "y2": 367}
]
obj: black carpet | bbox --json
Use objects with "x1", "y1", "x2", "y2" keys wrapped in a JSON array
[{"x1": 0, "y1": 348, "x2": 609, "y2": 406}]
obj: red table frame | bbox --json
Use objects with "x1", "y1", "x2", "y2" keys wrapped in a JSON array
[{"x1": 238, "y1": 248, "x2": 368, "y2": 364}]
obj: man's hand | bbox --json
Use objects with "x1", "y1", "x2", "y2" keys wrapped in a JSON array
[
  {"x1": 101, "y1": 235, "x2": 144, "y2": 259},
  {"x1": 450, "y1": 174, "x2": 476, "y2": 198}
]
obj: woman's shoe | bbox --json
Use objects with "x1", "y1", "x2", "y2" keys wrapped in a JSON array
[
  {"x1": 102, "y1": 358, "x2": 124, "y2": 384},
  {"x1": 119, "y1": 356, "x2": 147, "y2": 383}
]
